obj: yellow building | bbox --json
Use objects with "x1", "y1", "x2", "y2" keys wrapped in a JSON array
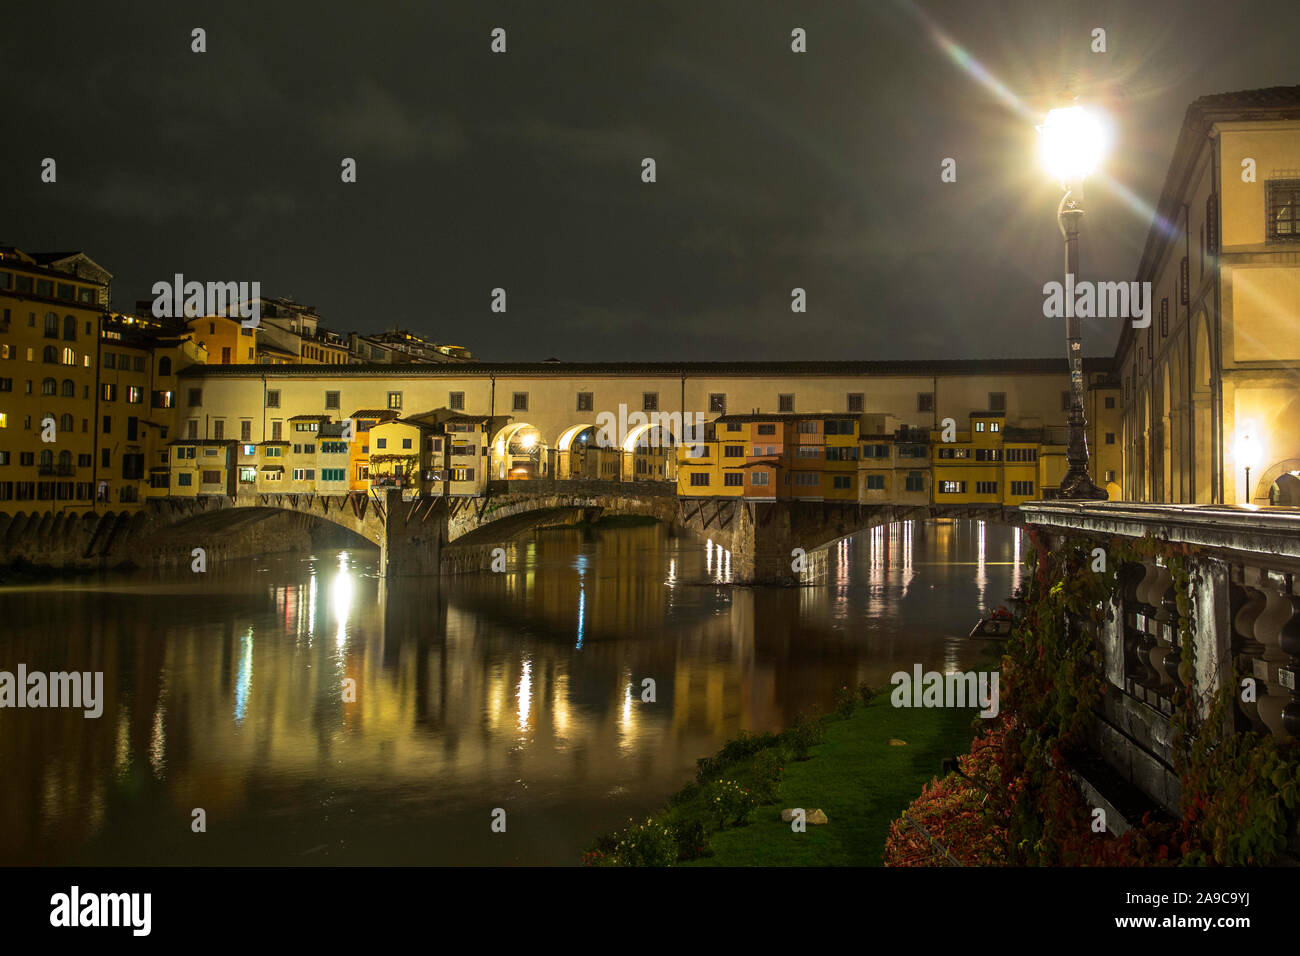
[
  {"x1": 0, "y1": 248, "x2": 110, "y2": 513},
  {"x1": 1116, "y1": 86, "x2": 1300, "y2": 504},
  {"x1": 167, "y1": 439, "x2": 237, "y2": 496},
  {"x1": 187, "y1": 314, "x2": 257, "y2": 366},
  {"x1": 347, "y1": 409, "x2": 400, "y2": 490}
]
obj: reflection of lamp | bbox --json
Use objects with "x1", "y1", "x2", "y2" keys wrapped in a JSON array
[
  {"x1": 520, "y1": 433, "x2": 537, "y2": 450},
  {"x1": 1237, "y1": 427, "x2": 1260, "y2": 504},
  {"x1": 1038, "y1": 103, "x2": 1111, "y2": 500}
]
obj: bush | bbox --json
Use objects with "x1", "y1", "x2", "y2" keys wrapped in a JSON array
[
  {"x1": 607, "y1": 817, "x2": 678, "y2": 867},
  {"x1": 833, "y1": 684, "x2": 858, "y2": 719},
  {"x1": 858, "y1": 682, "x2": 876, "y2": 705},
  {"x1": 749, "y1": 748, "x2": 785, "y2": 803},
  {"x1": 785, "y1": 712, "x2": 825, "y2": 761},
  {"x1": 707, "y1": 778, "x2": 757, "y2": 829},
  {"x1": 672, "y1": 819, "x2": 710, "y2": 861}
]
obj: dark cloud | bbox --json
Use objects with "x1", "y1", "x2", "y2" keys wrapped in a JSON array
[{"x1": 3, "y1": 0, "x2": 1296, "y2": 361}]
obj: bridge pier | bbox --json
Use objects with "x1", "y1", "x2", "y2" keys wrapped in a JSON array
[{"x1": 379, "y1": 490, "x2": 446, "y2": 578}]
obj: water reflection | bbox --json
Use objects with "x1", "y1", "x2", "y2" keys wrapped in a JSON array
[{"x1": 0, "y1": 519, "x2": 1021, "y2": 865}]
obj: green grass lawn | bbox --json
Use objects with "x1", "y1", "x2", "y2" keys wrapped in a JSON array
[{"x1": 683, "y1": 699, "x2": 980, "y2": 867}]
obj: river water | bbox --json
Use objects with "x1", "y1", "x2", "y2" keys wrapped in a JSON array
[{"x1": 0, "y1": 519, "x2": 1024, "y2": 865}]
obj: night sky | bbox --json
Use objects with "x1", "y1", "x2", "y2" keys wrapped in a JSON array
[{"x1": 5, "y1": 1, "x2": 1298, "y2": 362}]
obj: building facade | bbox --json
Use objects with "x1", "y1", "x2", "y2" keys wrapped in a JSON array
[{"x1": 1116, "y1": 86, "x2": 1300, "y2": 505}]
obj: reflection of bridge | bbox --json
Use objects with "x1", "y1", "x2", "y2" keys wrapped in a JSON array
[{"x1": 139, "y1": 481, "x2": 1021, "y2": 584}]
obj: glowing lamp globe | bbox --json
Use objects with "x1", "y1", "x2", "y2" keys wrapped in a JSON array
[{"x1": 1039, "y1": 106, "x2": 1108, "y2": 182}]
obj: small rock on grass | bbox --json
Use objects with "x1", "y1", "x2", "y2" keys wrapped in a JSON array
[{"x1": 780, "y1": 808, "x2": 829, "y2": 824}]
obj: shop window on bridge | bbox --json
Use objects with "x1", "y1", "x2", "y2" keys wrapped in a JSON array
[
  {"x1": 452, "y1": 467, "x2": 474, "y2": 482},
  {"x1": 757, "y1": 424, "x2": 777, "y2": 435},
  {"x1": 239, "y1": 467, "x2": 256, "y2": 483},
  {"x1": 723, "y1": 445, "x2": 744, "y2": 457},
  {"x1": 832, "y1": 475, "x2": 852, "y2": 490},
  {"x1": 723, "y1": 473, "x2": 743, "y2": 487},
  {"x1": 974, "y1": 448, "x2": 1000, "y2": 461},
  {"x1": 939, "y1": 480, "x2": 966, "y2": 494},
  {"x1": 751, "y1": 472, "x2": 771, "y2": 487},
  {"x1": 862, "y1": 443, "x2": 892, "y2": 458},
  {"x1": 905, "y1": 472, "x2": 924, "y2": 492},
  {"x1": 793, "y1": 472, "x2": 819, "y2": 487},
  {"x1": 1011, "y1": 481, "x2": 1035, "y2": 496},
  {"x1": 823, "y1": 419, "x2": 854, "y2": 435},
  {"x1": 690, "y1": 473, "x2": 710, "y2": 487},
  {"x1": 825, "y1": 446, "x2": 858, "y2": 461},
  {"x1": 866, "y1": 475, "x2": 885, "y2": 490},
  {"x1": 975, "y1": 481, "x2": 998, "y2": 494}
]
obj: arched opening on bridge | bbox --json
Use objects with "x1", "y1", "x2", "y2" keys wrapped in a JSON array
[
  {"x1": 492, "y1": 422, "x2": 547, "y2": 480},
  {"x1": 620, "y1": 421, "x2": 678, "y2": 482},
  {"x1": 1271, "y1": 472, "x2": 1300, "y2": 506},
  {"x1": 555, "y1": 423, "x2": 614, "y2": 481}
]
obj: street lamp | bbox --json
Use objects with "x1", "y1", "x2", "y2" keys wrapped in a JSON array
[
  {"x1": 1236, "y1": 427, "x2": 1260, "y2": 504},
  {"x1": 1039, "y1": 104, "x2": 1110, "y2": 500}
]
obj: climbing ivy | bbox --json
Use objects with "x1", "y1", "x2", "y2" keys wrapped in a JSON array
[{"x1": 979, "y1": 529, "x2": 1300, "y2": 865}]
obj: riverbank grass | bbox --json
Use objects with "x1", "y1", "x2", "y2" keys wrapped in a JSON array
[
  {"x1": 589, "y1": 690, "x2": 980, "y2": 866},
  {"x1": 690, "y1": 698, "x2": 978, "y2": 866}
]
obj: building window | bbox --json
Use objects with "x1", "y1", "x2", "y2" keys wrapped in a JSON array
[
  {"x1": 721, "y1": 472, "x2": 743, "y2": 486},
  {"x1": 974, "y1": 421, "x2": 984, "y2": 433},
  {"x1": 576, "y1": 392, "x2": 593, "y2": 412},
  {"x1": 187, "y1": 388, "x2": 201, "y2": 407},
  {"x1": 709, "y1": 393, "x2": 726, "y2": 414},
  {"x1": 723, "y1": 445, "x2": 744, "y2": 458},
  {"x1": 266, "y1": 389, "x2": 281, "y2": 408},
  {"x1": 325, "y1": 390, "x2": 340, "y2": 409},
  {"x1": 102, "y1": 416, "x2": 111, "y2": 434},
  {"x1": 1105, "y1": 432, "x2": 1115, "y2": 444},
  {"x1": 512, "y1": 392, "x2": 528, "y2": 412},
  {"x1": 975, "y1": 481, "x2": 998, "y2": 495},
  {"x1": 793, "y1": 472, "x2": 819, "y2": 487},
  {"x1": 939, "y1": 480, "x2": 966, "y2": 494},
  {"x1": 1263, "y1": 179, "x2": 1294, "y2": 240},
  {"x1": 866, "y1": 474, "x2": 885, "y2": 490},
  {"x1": 904, "y1": 472, "x2": 924, "y2": 492},
  {"x1": 388, "y1": 391, "x2": 403, "y2": 410},
  {"x1": 178, "y1": 473, "x2": 192, "y2": 487},
  {"x1": 450, "y1": 391, "x2": 465, "y2": 411},
  {"x1": 1160, "y1": 297, "x2": 1169, "y2": 337},
  {"x1": 127, "y1": 386, "x2": 142, "y2": 404},
  {"x1": 846, "y1": 393, "x2": 864, "y2": 413},
  {"x1": 917, "y1": 392, "x2": 934, "y2": 413},
  {"x1": 271, "y1": 421, "x2": 282, "y2": 441},
  {"x1": 1010, "y1": 481, "x2": 1035, "y2": 496},
  {"x1": 214, "y1": 420, "x2": 225, "y2": 440},
  {"x1": 751, "y1": 472, "x2": 771, "y2": 487},
  {"x1": 202, "y1": 470, "x2": 222, "y2": 484},
  {"x1": 778, "y1": 394, "x2": 794, "y2": 413},
  {"x1": 987, "y1": 392, "x2": 1006, "y2": 412},
  {"x1": 102, "y1": 384, "x2": 117, "y2": 401},
  {"x1": 643, "y1": 392, "x2": 658, "y2": 412},
  {"x1": 62, "y1": 348, "x2": 75, "y2": 366},
  {"x1": 689, "y1": 472, "x2": 710, "y2": 487},
  {"x1": 1104, "y1": 396, "x2": 1115, "y2": 409},
  {"x1": 831, "y1": 475, "x2": 852, "y2": 490}
]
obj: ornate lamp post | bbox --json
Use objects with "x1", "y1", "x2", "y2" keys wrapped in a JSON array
[
  {"x1": 1236, "y1": 427, "x2": 1260, "y2": 504},
  {"x1": 1039, "y1": 104, "x2": 1110, "y2": 500}
]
